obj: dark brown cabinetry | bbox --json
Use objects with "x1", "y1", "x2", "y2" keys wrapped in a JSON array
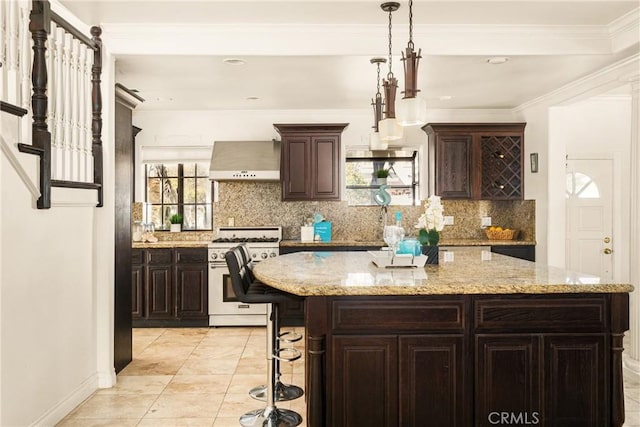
[
  {"x1": 274, "y1": 123, "x2": 348, "y2": 201},
  {"x1": 423, "y1": 123, "x2": 525, "y2": 200},
  {"x1": 306, "y1": 293, "x2": 627, "y2": 427},
  {"x1": 491, "y1": 244, "x2": 535, "y2": 261},
  {"x1": 132, "y1": 247, "x2": 208, "y2": 327}
]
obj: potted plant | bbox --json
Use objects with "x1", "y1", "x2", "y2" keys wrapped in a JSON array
[
  {"x1": 376, "y1": 168, "x2": 390, "y2": 185},
  {"x1": 415, "y1": 195, "x2": 445, "y2": 264},
  {"x1": 169, "y1": 213, "x2": 183, "y2": 232}
]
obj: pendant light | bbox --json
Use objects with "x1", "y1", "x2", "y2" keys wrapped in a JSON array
[
  {"x1": 397, "y1": 0, "x2": 427, "y2": 126},
  {"x1": 378, "y1": 2, "x2": 404, "y2": 143},
  {"x1": 369, "y1": 57, "x2": 388, "y2": 150}
]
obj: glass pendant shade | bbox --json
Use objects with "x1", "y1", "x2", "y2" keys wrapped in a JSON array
[
  {"x1": 369, "y1": 131, "x2": 388, "y2": 150},
  {"x1": 397, "y1": 96, "x2": 428, "y2": 126},
  {"x1": 378, "y1": 117, "x2": 403, "y2": 142}
]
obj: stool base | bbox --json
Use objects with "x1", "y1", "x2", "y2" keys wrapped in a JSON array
[
  {"x1": 250, "y1": 381, "x2": 304, "y2": 402},
  {"x1": 239, "y1": 407, "x2": 302, "y2": 427}
]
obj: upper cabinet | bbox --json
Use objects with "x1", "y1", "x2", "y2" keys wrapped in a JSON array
[
  {"x1": 274, "y1": 123, "x2": 348, "y2": 201},
  {"x1": 423, "y1": 123, "x2": 526, "y2": 200}
]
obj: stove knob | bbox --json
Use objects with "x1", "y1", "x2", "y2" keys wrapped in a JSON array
[
  {"x1": 269, "y1": 252, "x2": 277, "y2": 258},
  {"x1": 261, "y1": 252, "x2": 268, "y2": 259},
  {"x1": 219, "y1": 251, "x2": 226, "y2": 260},
  {"x1": 252, "y1": 253, "x2": 257, "y2": 259},
  {"x1": 210, "y1": 252, "x2": 218, "y2": 260}
]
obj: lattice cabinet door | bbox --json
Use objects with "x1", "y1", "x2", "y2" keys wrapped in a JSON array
[{"x1": 480, "y1": 135, "x2": 523, "y2": 200}]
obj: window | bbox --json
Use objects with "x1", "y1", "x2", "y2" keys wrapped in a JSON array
[
  {"x1": 145, "y1": 163, "x2": 212, "y2": 230},
  {"x1": 345, "y1": 151, "x2": 419, "y2": 206},
  {"x1": 566, "y1": 172, "x2": 600, "y2": 199}
]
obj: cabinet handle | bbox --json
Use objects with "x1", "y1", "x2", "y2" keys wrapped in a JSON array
[
  {"x1": 492, "y1": 151, "x2": 505, "y2": 159},
  {"x1": 492, "y1": 181, "x2": 505, "y2": 190}
]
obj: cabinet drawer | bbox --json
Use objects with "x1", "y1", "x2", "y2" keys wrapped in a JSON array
[
  {"x1": 331, "y1": 297, "x2": 465, "y2": 332},
  {"x1": 474, "y1": 296, "x2": 607, "y2": 332},
  {"x1": 147, "y1": 248, "x2": 173, "y2": 265},
  {"x1": 176, "y1": 248, "x2": 207, "y2": 264},
  {"x1": 131, "y1": 249, "x2": 145, "y2": 265}
]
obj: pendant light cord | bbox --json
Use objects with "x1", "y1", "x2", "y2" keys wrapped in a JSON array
[
  {"x1": 387, "y1": 8, "x2": 394, "y2": 79},
  {"x1": 408, "y1": 0, "x2": 414, "y2": 49}
]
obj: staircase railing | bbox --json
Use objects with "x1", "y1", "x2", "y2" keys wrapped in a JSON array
[{"x1": 1, "y1": 0, "x2": 103, "y2": 208}]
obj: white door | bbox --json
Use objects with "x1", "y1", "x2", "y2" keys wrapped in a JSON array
[{"x1": 565, "y1": 158, "x2": 614, "y2": 280}]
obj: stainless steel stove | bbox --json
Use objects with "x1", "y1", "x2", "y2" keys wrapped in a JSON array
[{"x1": 208, "y1": 226, "x2": 282, "y2": 326}]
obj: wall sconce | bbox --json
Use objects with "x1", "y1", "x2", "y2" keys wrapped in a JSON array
[{"x1": 530, "y1": 153, "x2": 539, "y2": 173}]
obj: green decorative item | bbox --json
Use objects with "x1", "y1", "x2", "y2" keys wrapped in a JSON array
[
  {"x1": 376, "y1": 168, "x2": 390, "y2": 178},
  {"x1": 169, "y1": 213, "x2": 183, "y2": 232},
  {"x1": 418, "y1": 228, "x2": 440, "y2": 246}
]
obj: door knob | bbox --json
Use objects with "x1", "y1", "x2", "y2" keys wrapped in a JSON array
[
  {"x1": 603, "y1": 237, "x2": 611, "y2": 243},
  {"x1": 604, "y1": 248, "x2": 613, "y2": 255}
]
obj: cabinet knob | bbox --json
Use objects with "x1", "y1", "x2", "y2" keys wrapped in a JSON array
[
  {"x1": 492, "y1": 151, "x2": 505, "y2": 159},
  {"x1": 604, "y1": 248, "x2": 613, "y2": 255},
  {"x1": 492, "y1": 181, "x2": 505, "y2": 190}
]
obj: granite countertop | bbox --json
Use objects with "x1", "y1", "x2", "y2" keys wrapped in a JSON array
[
  {"x1": 132, "y1": 240, "x2": 210, "y2": 249},
  {"x1": 253, "y1": 247, "x2": 632, "y2": 296},
  {"x1": 279, "y1": 238, "x2": 536, "y2": 247}
]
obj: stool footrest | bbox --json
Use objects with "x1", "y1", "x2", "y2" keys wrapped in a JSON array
[
  {"x1": 278, "y1": 331, "x2": 302, "y2": 343},
  {"x1": 274, "y1": 347, "x2": 302, "y2": 362}
]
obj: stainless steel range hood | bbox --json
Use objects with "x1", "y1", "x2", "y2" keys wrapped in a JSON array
[{"x1": 209, "y1": 140, "x2": 280, "y2": 181}]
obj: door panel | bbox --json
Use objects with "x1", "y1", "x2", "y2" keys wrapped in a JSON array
[{"x1": 566, "y1": 159, "x2": 613, "y2": 280}]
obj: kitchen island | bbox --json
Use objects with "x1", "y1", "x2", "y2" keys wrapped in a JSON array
[{"x1": 253, "y1": 247, "x2": 633, "y2": 427}]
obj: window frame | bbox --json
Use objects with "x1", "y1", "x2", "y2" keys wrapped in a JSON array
[
  {"x1": 144, "y1": 163, "x2": 213, "y2": 231},
  {"x1": 345, "y1": 151, "x2": 419, "y2": 206}
]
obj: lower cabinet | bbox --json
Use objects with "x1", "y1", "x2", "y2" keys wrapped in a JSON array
[
  {"x1": 332, "y1": 334, "x2": 466, "y2": 427},
  {"x1": 476, "y1": 333, "x2": 606, "y2": 427},
  {"x1": 132, "y1": 247, "x2": 208, "y2": 327},
  {"x1": 306, "y1": 294, "x2": 623, "y2": 427}
]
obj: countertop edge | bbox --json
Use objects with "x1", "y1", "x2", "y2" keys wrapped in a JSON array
[
  {"x1": 279, "y1": 239, "x2": 536, "y2": 247},
  {"x1": 132, "y1": 241, "x2": 210, "y2": 249}
]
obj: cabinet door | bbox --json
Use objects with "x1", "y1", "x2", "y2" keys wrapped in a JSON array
[
  {"x1": 332, "y1": 335, "x2": 398, "y2": 427},
  {"x1": 131, "y1": 264, "x2": 144, "y2": 319},
  {"x1": 475, "y1": 335, "x2": 542, "y2": 427},
  {"x1": 147, "y1": 265, "x2": 174, "y2": 319},
  {"x1": 311, "y1": 135, "x2": 340, "y2": 200},
  {"x1": 436, "y1": 134, "x2": 473, "y2": 199},
  {"x1": 480, "y1": 134, "x2": 523, "y2": 200},
  {"x1": 544, "y1": 334, "x2": 606, "y2": 427},
  {"x1": 175, "y1": 263, "x2": 208, "y2": 320},
  {"x1": 399, "y1": 335, "x2": 467, "y2": 427},
  {"x1": 282, "y1": 136, "x2": 311, "y2": 200}
]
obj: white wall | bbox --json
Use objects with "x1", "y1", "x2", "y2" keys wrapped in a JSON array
[
  {"x1": 547, "y1": 96, "x2": 632, "y2": 276},
  {"x1": 0, "y1": 120, "x2": 100, "y2": 425}
]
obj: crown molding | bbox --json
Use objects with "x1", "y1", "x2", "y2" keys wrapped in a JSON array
[
  {"x1": 514, "y1": 53, "x2": 640, "y2": 111},
  {"x1": 608, "y1": 7, "x2": 640, "y2": 52}
]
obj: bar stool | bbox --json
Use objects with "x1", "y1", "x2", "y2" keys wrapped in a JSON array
[
  {"x1": 237, "y1": 245, "x2": 304, "y2": 403},
  {"x1": 225, "y1": 246, "x2": 303, "y2": 427}
]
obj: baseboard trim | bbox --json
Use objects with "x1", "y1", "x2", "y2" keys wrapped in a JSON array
[
  {"x1": 30, "y1": 373, "x2": 99, "y2": 427},
  {"x1": 623, "y1": 353, "x2": 640, "y2": 381}
]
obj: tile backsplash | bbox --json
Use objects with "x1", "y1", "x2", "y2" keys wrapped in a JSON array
[
  {"x1": 133, "y1": 182, "x2": 535, "y2": 242},
  {"x1": 213, "y1": 182, "x2": 535, "y2": 241}
]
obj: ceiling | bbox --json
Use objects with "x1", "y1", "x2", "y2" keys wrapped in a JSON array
[{"x1": 58, "y1": 0, "x2": 640, "y2": 112}]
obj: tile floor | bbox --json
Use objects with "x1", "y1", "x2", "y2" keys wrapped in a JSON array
[
  {"x1": 57, "y1": 327, "x2": 640, "y2": 426},
  {"x1": 57, "y1": 327, "x2": 307, "y2": 427}
]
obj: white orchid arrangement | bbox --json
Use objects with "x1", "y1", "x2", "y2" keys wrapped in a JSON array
[{"x1": 415, "y1": 195, "x2": 445, "y2": 246}]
